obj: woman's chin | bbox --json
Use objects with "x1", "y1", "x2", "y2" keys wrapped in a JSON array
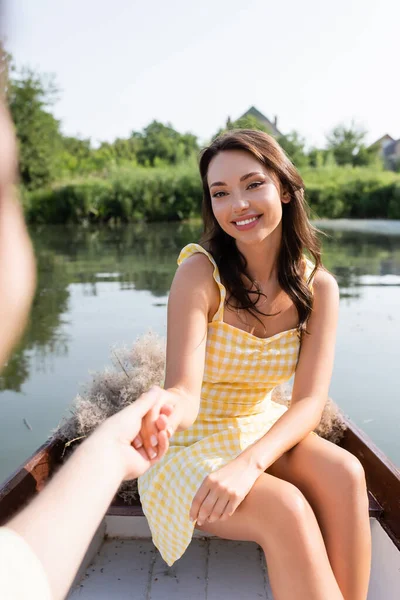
[
  {"x1": 233, "y1": 226, "x2": 282, "y2": 249},
  {"x1": 234, "y1": 227, "x2": 269, "y2": 242}
]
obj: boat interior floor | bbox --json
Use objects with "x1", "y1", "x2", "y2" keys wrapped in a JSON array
[
  {"x1": 67, "y1": 516, "x2": 400, "y2": 600},
  {"x1": 68, "y1": 537, "x2": 274, "y2": 599}
]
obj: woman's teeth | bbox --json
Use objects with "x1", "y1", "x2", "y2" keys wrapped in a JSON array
[{"x1": 235, "y1": 216, "x2": 258, "y2": 225}]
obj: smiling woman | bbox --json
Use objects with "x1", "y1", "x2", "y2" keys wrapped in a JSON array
[
  {"x1": 200, "y1": 131, "x2": 321, "y2": 339},
  {"x1": 135, "y1": 129, "x2": 371, "y2": 600}
]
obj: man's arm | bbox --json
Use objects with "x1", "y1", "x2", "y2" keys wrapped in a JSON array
[{"x1": 6, "y1": 392, "x2": 171, "y2": 600}]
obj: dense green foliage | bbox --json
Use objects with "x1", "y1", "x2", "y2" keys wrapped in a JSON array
[
  {"x1": 8, "y1": 69, "x2": 62, "y2": 189},
  {"x1": 326, "y1": 122, "x2": 382, "y2": 168},
  {"x1": 6, "y1": 55, "x2": 399, "y2": 221},
  {"x1": 304, "y1": 167, "x2": 400, "y2": 219},
  {"x1": 217, "y1": 114, "x2": 271, "y2": 137},
  {"x1": 25, "y1": 165, "x2": 400, "y2": 224},
  {"x1": 56, "y1": 122, "x2": 199, "y2": 177},
  {"x1": 24, "y1": 163, "x2": 203, "y2": 224},
  {"x1": 134, "y1": 121, "x2": 198, "y2": 167}
]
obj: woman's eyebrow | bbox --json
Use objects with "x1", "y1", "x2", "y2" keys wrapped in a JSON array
[{"x1": 209, "y1": 171, "x2": 265, "y2": 189}]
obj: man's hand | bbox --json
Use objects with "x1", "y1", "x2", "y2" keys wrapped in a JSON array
[
  {"x1": 131, "y1": 385, "x2": 182, "y2": 461},
  {"x1": 88, "y1": 388, "x2": 174, "y2": 480}
]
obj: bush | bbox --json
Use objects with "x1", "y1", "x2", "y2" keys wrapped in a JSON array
[
  {"x1": 26, "y1": 165, "x2": 203, "y2": 224},
  {"x1": 25, "y1": 165, "x2": 400, "y2": 224},
  {"x1": 303, "y1": 167, "x2": 400, "y2": 219},
  {"x1": 27, "y1": 180, "x2": 112, "y2": 224},
  {"x1": 388, "y1": 183, "x2": 400, "y2": 219}
]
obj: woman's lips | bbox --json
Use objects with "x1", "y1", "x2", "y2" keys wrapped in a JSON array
[{"x1": 232, "y1": 214, "x2": 262, "y2": 231}]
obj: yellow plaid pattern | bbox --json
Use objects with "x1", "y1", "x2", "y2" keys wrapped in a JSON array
[{"x1": 138, "y1": 243, "x2": 315, "y2": 566}]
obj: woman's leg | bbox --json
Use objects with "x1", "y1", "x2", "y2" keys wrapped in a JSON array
[
  {"x1": 266, "y1": 433, "x2": 371, "y2": 600},
  {"x1": 196, "y1": 472, "x2": 344, "y2": 600}
]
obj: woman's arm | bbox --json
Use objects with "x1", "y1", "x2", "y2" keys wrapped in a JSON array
[
  {"x1": 136, "y1": 253, "x2": 219, "y2": 460},
  {"x1": 241, "y1": 268, "x2": 340, "y2": 472}
]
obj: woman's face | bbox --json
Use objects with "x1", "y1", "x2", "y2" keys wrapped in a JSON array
[{"x1": 207, "y1": 149, "x2": 289, "y2": 247}]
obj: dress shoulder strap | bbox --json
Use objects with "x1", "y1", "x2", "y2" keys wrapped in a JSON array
[
  {"x1": 177, "y1": 243, "x2": 226, "y2": 322},
  {"x1": 302, "y1": 256, "x2": 316, "y2": 293}
]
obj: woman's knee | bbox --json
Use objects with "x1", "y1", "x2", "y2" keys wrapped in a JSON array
[
  {"x1": 330, "y1": 453, "x2": 368, "y2": 509},
  {"x1": 195, "y1": 475, "x2": 314, "y2": 546},
  {"x1": 245, "y1": 476, "x2": 313, "y2": 541},
  {"x1": 341, "y1": 453, "x2": 367, "y2": 488},
  {"x1": 319, "y1": 450, "x2": 367, "y2": 497}
]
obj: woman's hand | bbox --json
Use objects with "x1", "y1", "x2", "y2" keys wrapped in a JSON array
[
  {"x1": 132, "y1": 385, "x2": 183, "y2": 461},
  {"x1": 190, "y1": 457, "x2": 262, "y2": 526},
  {"x1": 88, "y1": 387, "x2": 174, "y2": 480}
]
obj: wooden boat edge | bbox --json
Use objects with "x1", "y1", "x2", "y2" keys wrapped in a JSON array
[
  {"x1": 338, "y1": 415, "x2": 400, "y2": 548},
  {"x1": 0, "y1": 419, "x2": 399, "y2": 549}
]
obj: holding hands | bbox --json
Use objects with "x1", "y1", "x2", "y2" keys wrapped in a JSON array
[
  {"x1": 132, "y1": 385, "x2": 182, "y2": 462},
  {"x1": 88, "y1": 386, "x2": 177, "y2": 480},
  {"x1": 118, "y1": 386, "x2": 261, "y2": 525},
  {"x1": 85, "y1": 384, "x2": 263, "y2": 527}
]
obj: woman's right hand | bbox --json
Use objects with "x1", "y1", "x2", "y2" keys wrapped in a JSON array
[{"x1": 132, "y1": 386, "x2": 182, "y2": 460}]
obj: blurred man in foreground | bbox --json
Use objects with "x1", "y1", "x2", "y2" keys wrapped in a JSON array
[{"x1": 0, "y1": 56, "x2": 171, "y2": 600}]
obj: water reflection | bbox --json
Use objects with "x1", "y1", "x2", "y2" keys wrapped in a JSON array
[
  {"x1": 0, "y1": 248, "x2": 70, "y2": 392},
  {"x1": 1, "y1": 222, "x2": 399, "y2": 392},
  {"x1": 319, "y1": 227, "x2": 400, "y2": 298},
  {"x1": 41, "y1": 221, "x2": 201, "y2": 295}
]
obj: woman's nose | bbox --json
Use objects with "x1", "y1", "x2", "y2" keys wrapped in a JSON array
[{"x1": 232, "y1": 193, "x2": 250, "y2": 213}]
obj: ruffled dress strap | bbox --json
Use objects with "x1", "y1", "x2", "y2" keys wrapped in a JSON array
[
  {"x1": 177, "y1": 243, "x2": 226, "y2": 322},
  {"x1": 302, "y1": 256, "x2": 316, "y2": 293}
]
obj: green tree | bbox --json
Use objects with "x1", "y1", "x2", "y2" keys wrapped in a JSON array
[
  {"x1": 8, "y1": 66, "x2": 62, "y2": 189},
  {"x1": 57, "y1": 136, "x2": 93, "y2": 176},
  {"x1": 327, "y1": 121, "x2": 377, "y2": 166},
  {"x1": 112, "y1": 136, "x2": 139, "y2": 162},
  {"x1": 308, "y1": 148, "x2": 325, "y2": 168},
  {"x1": 353, "y1": 142, "x2": 382, "y2": 168},
  {"x1": 134, "y1": 121, "x2": 198, "y2": 167},
  {"x1": 214, "y1": 114, "x2": 271, "y2": 138},
  {"x1": 278, "y1": 131, "x2": 309, "y2": 168},
  {"x1": 324, "y1": 149, "x2": 337, "y2": 167},
  {"x1": 62, "y1": 136, "x2": 92, "y2": 158},
  {"x1": 231, "y1": 115, "x2": 271, "y2": 133},
  {"x1": 0, "y1": 43, "x2": 10, "y2": 96},
  {"x1": 58, "y1": 134, "x2": 141, "y2": 177}
]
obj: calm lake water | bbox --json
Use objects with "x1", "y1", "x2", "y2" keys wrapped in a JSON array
[{"x1": 0, "y1": 220, "x2": 399, "y2": 484}]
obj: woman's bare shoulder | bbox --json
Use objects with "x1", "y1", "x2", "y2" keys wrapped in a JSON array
[
  {"x1": 171, "y1": 252, "x2": 220, "y2": 320},
  {"x1": 176, "y1": 251, "x2": 214, "y2": 278},
  {"x1": 312, "y1": 267, "x2": 339, "y2": 297}
]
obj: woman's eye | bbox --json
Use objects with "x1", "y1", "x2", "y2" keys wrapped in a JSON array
[
  {"x1": 212, "y1": 191, "x2": 226, "y2": 198},
  {"x1": 248, "y1": 181, "x2": 263, "y2": 189}
]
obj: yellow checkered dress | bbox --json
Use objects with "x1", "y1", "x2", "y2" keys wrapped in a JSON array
[{"x1": 138, "y1": 243, "x2": 315, "y2": 566}]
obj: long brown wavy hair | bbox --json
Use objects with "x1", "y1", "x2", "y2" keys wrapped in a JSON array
[{"x1": 199, "y1": 129, "x2": 322, "y2": 335}]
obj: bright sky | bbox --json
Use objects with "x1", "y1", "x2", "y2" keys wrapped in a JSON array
[{"x1": 3, "y1": 0, "x2": 400, "y2": 148}]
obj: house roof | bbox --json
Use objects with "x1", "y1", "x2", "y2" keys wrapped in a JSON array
[
  {"x1": 369, "y1": 134, "x2": 395, "y2": 149},
  {"x1": 369, "y1": 134, "x2": 400, "y2": 159},
  {"x1": 239, "y1": 106, "x2": 282, "y2": 136}
]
